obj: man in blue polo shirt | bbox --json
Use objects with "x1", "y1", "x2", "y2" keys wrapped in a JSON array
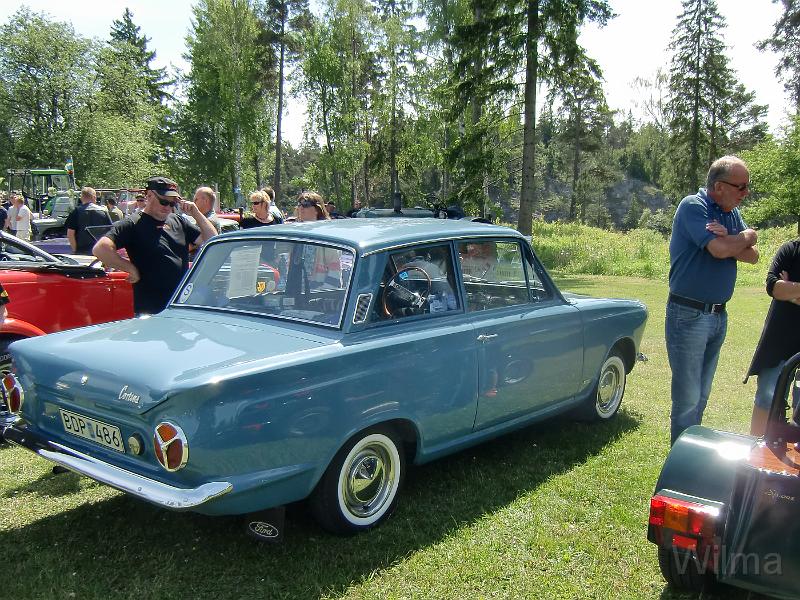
[{"x1": 666, "y1": 155, "x2": 759, "y2": 444}]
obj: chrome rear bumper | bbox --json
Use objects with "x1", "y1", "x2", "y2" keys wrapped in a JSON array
[{"x1": 3, "y1": 423, "x2": 232, "y2": 510}]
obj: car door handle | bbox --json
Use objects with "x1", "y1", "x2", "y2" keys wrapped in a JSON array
[{"x1": 477, "y1": 334, "x2": 498, "y2": 342}]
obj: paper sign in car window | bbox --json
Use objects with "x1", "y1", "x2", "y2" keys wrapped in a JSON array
[{"x1": 226, "y1": 245, "x2": 262, "y2": 298}]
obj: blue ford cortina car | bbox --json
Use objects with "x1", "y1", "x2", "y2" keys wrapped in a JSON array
[{"x1": 3, "y1": 218, "x2": 647, "y2": 536}]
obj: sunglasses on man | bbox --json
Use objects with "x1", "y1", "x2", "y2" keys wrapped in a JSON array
[
  {"x1": 718, "y1": 180, "x2": 749, "y2": 192},
  {"x1": 157, "y1": 196, "x2": 179, "y2": 208}
]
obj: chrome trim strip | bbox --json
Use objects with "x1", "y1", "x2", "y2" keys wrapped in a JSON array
[
  {"x1": 353, "y1": 293, "x2": 373, "y2": 324},
  {"x1": 5, "y1": 426, "x2": 232, "y2": 510},
  {"x1": 360, "y1": 234, "x2": 523, "y2": 258}
]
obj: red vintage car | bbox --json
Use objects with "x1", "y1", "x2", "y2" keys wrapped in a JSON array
[{"x1": 0, "y1": 231, "x2": 133, "y2": 367}]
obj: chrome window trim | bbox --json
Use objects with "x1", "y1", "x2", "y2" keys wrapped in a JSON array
[
  {"x1": 353, "y1": 293, "x2": 373, "y2": 324},
  {"x1": 360, "y1": 234, "x2": 520, "y2": 258}
]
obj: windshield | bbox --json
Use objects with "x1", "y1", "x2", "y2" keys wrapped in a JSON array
[
  {"x1": 174, "y1": 238, "x2": 355, "y2": 327},
  {"x1": 0, "y1": 235, "x2": 60, "y2": 264}
]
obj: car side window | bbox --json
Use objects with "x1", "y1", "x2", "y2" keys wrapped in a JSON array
[
  {"x1": 371, "y1": 243, "x2": 459, "y2": 321},
  {"x1": 458, "y1": 240, "x2": 544, "y2": 312}
]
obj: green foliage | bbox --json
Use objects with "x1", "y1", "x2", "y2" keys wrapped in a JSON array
[
  {"x1": 666, "y1": 0, "x2": 767, "y2": 196},
  {"x1": 741, "y1": 115, "x2": 800, "y2": 231},
  {"x1": 0, "y1": 7, "x2": 93, "y2": 165},
  {"x1": 0, "y1": 1, "x2": 780, "y2": 226},
  {"x1": 181, "y1": 0, "x2": 271, "y2": 203},
  {"x1": 759, "y1": 0, "x2": 800, "y2": 111},
  {"x1": 76, "y1": 112, "x2": 160, "y2": 188},
  {"x1": 108, "y1": 8, "x2": 172, "y2": 105},
  {"x1": 529, "y1": 220, "x2": 793, "y2": 286},
  {"x1": 622, "y1": 193, "x2": 644, "y2": 230},
  {"x1": 637, "y1": 207, "x2": 674, "y2": 237}
]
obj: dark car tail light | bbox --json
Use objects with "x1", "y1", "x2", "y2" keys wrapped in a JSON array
[
  {"x1": 153, "y1": 422, "x2": 188, "y2": 472},
  {"x1": 1, "y1": 372, "x2": 24, "y2": 414},
  {"x1": 649, "y1": 494, "x2": 721, "y2": 565}
]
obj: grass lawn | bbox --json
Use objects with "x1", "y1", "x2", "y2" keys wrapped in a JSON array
[{"x1": 0, "y1": 275, "x2": 774, "y2": 599}]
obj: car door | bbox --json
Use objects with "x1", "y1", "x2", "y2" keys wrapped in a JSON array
[
  {"x1": 458, "y1": 239, "x2": 584, "y2": 430},
  {"x1": 361, "y1": 243, "x2": 480, "y2": 447}
]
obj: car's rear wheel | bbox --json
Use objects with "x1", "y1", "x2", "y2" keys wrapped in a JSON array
[
  {"x1": 310, "y1": 428, "x2": 404, "y2": 535},
  {"x1": 658, "y1": 547, "x2": 716, "y2": 592},
  {"x1": 575, "y1": 350, "x2": 626, "y2": 421}
]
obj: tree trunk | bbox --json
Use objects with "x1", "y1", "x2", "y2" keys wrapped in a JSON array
[
  {"x1": 233, "y1": 123, "x2": 243, "y2": 206},
  {"x1": 273, "y1": 10, "x2": 286, "y2": 204},
  {"x1": 519, "y1": 0, "x2": 539, "y2": 236},
  {"x1": 320, "y1": 85, "x2": 341, "y2": 201},
  {"x1": 471, "y1": 4, "x2": 485, "y2": 217},
  {"x1": 689, "y1": 5, "x2": 702, "y2": 191},
  {"x1": 254, "y1": 154, "x2": 262, "y2": 189},
  {"x1": 569, "y1": 101, "x2": 582, "y2": 221}
]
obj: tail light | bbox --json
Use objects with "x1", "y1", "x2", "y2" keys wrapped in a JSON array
[
  {"x1": 649, "y1": 494, "x2": 721, "y2": 566},
  {"x1": 1, "y1": 372, "x2": 24, "y2": 414},
  {"x1": 153, "y1": 421, "x2": 188, "y2": 472}
]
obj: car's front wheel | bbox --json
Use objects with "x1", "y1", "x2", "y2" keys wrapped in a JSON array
[
  {"x1": 310, "y1": 428, "x2": 404, "y2": 535},
  {"x1": 575, "y1": 349, "x2": 626, "y2": 421}
]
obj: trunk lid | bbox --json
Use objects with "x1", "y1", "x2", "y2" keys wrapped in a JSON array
[{"x1": 12, "y1": 309, "x2": 337, "y2": 415}]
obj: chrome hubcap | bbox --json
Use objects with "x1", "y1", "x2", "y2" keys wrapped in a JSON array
[
  {"x1": 598, "y1": 369, "x2": 618, "y2": 407},
  {"x1": 596, "y1": 357, "x2": 624, "y2": 417},
  {"x1": 343, "y1": 444, "x2": 394, "y2": 518}
]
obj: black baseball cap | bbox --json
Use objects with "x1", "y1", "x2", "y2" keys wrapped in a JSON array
[{"x1": 145, "y1": 176, "x2": 181, "y2": 198}]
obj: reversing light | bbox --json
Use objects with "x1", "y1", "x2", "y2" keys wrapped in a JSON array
[
  {"x1": 1, "y1": 372, "x2": 24, "y2": 414},
  {"x1": 153, "y1": 421, "x2": 189, "y2": 472}
]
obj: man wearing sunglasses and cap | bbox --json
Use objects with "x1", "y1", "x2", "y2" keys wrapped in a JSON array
[{"x1": 93, "y1": 176, "x2": 217, "y2": 315}]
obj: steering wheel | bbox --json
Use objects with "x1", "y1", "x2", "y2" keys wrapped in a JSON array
[{"x1": 382, "y1": 265, "x2": 432, "y2": 317}]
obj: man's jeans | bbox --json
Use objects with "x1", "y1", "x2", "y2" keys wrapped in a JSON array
[{"x1": 665, "y1": 301, "x2": 728, "y2": 444}]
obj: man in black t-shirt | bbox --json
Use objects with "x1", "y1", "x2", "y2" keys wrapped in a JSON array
[
  {"x1": 92, "y1": 176, "x2": 217, "y2": 315},
  {"x1": 65, "y1": 187, "x2": 113, "y2": 254}
]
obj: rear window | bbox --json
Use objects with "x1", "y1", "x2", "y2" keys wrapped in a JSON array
[{"x1": 175, "y1": 238, "x2": 355, "y2": 327}]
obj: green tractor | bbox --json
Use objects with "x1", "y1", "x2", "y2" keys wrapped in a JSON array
[
  {"x1": 6, "y1": 166, "x2": 77, "y2": 214},
  {"x1": 5, "y1": 165, "x2": 79, "y2": 240}
]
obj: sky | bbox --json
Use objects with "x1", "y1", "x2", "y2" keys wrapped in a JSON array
[{"x1": 0, "y1": 0, "x2": 791, "y2": 145}]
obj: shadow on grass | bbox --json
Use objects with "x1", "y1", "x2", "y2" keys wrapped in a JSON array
[
  {"x1": 3, "y1": 410, "x2": 644, "y2": 599},
  {"x1": 1, "y1": 466, "x2": 84, "y2": 498}
]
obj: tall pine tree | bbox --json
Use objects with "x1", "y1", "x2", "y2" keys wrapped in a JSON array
[
  {"x1": 759, "y1": 0, "x2": 800, "y2": 113},
  {"x1": 666, "y1": 0, "x2": 767, "y2": 198}
]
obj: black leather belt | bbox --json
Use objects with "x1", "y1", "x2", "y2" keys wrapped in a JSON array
[{"x1": 669, "y1": 293, "x2": 726, "y2": 314}]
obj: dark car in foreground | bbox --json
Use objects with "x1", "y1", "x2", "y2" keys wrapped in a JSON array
[
  {"x1": 648, "y1": 353, "x2": 800, "y2": 599},
  {"x1": 3, "y1": 219, "x2": 647, "y2": 537}
]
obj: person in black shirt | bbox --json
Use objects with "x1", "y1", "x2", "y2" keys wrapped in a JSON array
[
  {"x1": 92, "y1": 176, "x2": 217, "y2": 315},
  {"x1": 65, "y1": 187, "x2": 113, "y2": 254},
  {"x1": 241, "y1": 190, "x2": 282, "y2": 228},
  {"x1": 745, "y1": 238, "x2": 800, "y2": 435},
  {"x1": 0, "y1": 282, "x2": 9, "y2": 324}
]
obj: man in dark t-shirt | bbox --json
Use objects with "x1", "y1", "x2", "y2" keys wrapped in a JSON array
[
  {"x1": 65, "y1": 187, "x2": 113, "y2": 254},
  {"x1": 92, "y1": 176, "x2": 217, "y2": 315}
]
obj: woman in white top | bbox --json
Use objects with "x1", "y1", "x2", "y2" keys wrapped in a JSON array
[{"x1": 9, "y1": 195, "x2": 32, "y2": 240}]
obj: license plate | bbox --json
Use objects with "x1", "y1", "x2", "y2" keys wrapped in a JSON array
[{"x1": 60, "y1": 409, "x2": 125, "y2": 453}]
